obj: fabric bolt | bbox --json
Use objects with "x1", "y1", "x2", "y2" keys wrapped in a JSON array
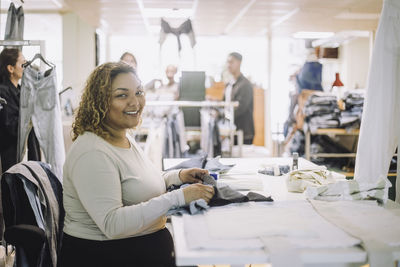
[
  {"x1": 4, "y1": 2, "x2": 24, "y2": 41},
  {"x1": 18, "y1": 66, "x2": 65, "y2": 180},
  {"x1": 309, "y1": 200, "x2": 400, "y2": 267},
  {"x1": 306, "y1": 176, "x2": 391, "y2": 204},
  {"x1": 286, "y1": 166, "x2": 345, "y2": 193},
  {"x1": 354, "y1": 0, "x2": 400, "y2": 204}
]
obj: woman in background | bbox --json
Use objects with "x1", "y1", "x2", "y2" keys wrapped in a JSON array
[{"x1": 0, "y1": 48, "x2": 40, "y2": 173}]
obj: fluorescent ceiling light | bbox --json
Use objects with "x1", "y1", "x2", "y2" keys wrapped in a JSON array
[
  {"x1": 293, "y1": 31, "x2": 334, "y2": 39},
  {"x1": 335, "y1": 12, "x2": 380, "y2": 20},
  {"x1": 143, "y1": 8, "x2": 193, "y2": 18}
]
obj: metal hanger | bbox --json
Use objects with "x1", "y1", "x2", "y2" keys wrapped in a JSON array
[{"x1": 23, "y1": 53, "x2": 55, "y2": 69}]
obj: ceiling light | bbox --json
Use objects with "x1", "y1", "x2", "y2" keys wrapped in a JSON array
[
  {"x1": 293, "y1": 31, "x2": 334, "y2": 39},
  {"x1": 335, "y1": 12, "x2": 380, "y2": 20},
  {"x1": 143, "y1": 8, "x2": 193, "y2": 18}
]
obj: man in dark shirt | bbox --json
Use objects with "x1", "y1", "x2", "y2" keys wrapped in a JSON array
[{"x1": 224, "y1": 52, "x2": 255, "y2": 144}]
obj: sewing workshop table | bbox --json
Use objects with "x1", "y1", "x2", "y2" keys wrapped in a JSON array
[{"x1": 163, "y1": 157, "x2": 400, "y2": 267}]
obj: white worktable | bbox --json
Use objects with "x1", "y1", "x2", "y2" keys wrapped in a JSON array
[{"x1": 163, "y1": 157, "x2": 400, "y2": 267}]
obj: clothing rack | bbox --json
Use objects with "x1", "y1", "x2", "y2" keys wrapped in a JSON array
[
  {"x1": 145, "y1": 100, "x2": 240, "y2": 156},
  {"x1": 0, "y1": 40, "x2": 46, "y2": 70}
]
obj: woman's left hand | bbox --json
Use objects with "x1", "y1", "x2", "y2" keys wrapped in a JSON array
[{"x1": 179, "y1": 168, "x2": 209, "y2": 184}]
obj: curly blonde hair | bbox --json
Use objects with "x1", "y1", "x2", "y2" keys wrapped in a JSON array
[{"x1": 72, "y1": 62, "x2": 136, "y2": 141}]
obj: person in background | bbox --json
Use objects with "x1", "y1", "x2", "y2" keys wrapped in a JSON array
[
  {"x1": 158, "y1": 64, "x2": 179, "y2": 100},
  {"x1": 120, "y1": 52, "x2": 137, "y2": 69},
  {"x1": 59, "y1": 62, "x2": 214, "y2": 267},
  {"x1": 0, "y1": 48, "x2": 40, "y2": 173},
  {"x1": 224, "y1": 52, "x2": 254, "y2": 145}
]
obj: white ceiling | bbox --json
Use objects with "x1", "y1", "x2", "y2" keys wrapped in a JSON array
[{"x1": 1, "y1": 0, "x2": 383, "y2": 36}]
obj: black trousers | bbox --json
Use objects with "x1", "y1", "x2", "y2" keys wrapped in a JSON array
[{"x1": 58, "y1": 228, "x2": 176, "y2": 267}]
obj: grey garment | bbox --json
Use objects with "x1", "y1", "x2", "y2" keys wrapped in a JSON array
[
  {"x1": 167, "y1": 198, "x2": 209, "y2": 216},
  {"x1": 4, "y1": 2, "x2": 24, "y2": 41},
  {"x1": 165, "y1": 155, "x2": 235, "y2": 173},
  {"x1": 18, "y1": 66, "x2": 65, "y2": 180},
  {"x1": 6, "y1": 161, "x2": 61, "y2": 267},
  {"x1": 163, "y1": 114, "x2": 182, "y2": 158}
]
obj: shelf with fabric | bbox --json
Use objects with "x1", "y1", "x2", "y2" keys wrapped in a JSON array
[{"x1": 305, "y1": 128, "x2": 360, "y2": 161}]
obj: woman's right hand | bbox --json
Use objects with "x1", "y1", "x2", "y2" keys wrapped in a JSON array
[{"x1": 182, "y1": 184, "x2": 215, "y2": 204}]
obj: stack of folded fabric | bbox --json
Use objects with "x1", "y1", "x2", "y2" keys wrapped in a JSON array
[
  {"x1": 339, "y1": 90, "x2": 365, "y2": 130},
  {"x1": 286, "y1": 166, "x2": 346, "y2": 193},
  {"x1": 304, "y1": 93, "x2": 340, "y2": 132}
]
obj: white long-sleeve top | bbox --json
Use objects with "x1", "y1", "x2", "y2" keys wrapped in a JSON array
[{"x1": 62, "y1": 131, "x2": 185, "y2": 240}]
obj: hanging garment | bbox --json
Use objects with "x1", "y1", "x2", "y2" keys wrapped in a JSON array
[
  {"x1": 4, "y1": 2, "x2": 24, "y2": 41},
  {"x1": 159, "y1": 18, "x2": 196, "y2": 51},
  {"x1": 354, "y1": 0, "x2": 400, "y2": 203},
  {"x1": 2, "y1": 161, "x2": 63, "y2": 267},
  {"x1": 162, "y1": 114, "x2": 182, "y2": 158},
  {"x1": 0, "y1": 79, "x2": 41, "y2": 173},
  {"x1": 18, "y1": 66, "x2": 65, "y2": 180}
]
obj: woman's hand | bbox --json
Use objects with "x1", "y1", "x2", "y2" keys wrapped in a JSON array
[
  {"x1": 182, "y1": 184, "x2": 215, "y2": 204},
  {"x1": 179, "y1": 168, "x2": 209, "y2": 184}
]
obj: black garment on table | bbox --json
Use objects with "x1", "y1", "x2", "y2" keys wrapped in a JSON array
[
  {"x1": 202, "y1": 174, "x2": 273, "y2": 206},
  {"x1": 0, "y1": 80, "x2": 41, "y2": 173},
  {"x1": 59, "y1": 229, "x2": 176, "y2": 267},
  {"x1": 167, "y1": 175, "x2": 273, "y2": 209}
]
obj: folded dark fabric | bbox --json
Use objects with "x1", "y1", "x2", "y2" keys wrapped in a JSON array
[
  {"x1": 304, "y1": 106, "x2": 339, "y2": 117},
  {"x1": 306, "y1": 95, "x2": 337, "y2": 106},
  {"x1": 167, "y1": 175, "x2": 273, "y2": 215}
]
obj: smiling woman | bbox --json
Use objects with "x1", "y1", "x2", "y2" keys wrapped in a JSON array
[{"x1": 60, "y1": 62, "x2": 214, "y2": 267}]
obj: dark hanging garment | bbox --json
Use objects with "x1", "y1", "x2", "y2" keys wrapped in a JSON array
[
  {"x1": 0, "y1": 79, "x2": 40, "y2": 173},
  {"x1": 159, "y1": 18, "x2": 196, "y2": 51}
]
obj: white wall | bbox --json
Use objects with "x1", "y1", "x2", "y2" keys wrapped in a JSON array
[
  {"x1": 339, "y1": 37, "x2": 370, "y2": 90},
  {"x1": 62, "y1": 12, "x2": 96, "y2": 108}
]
